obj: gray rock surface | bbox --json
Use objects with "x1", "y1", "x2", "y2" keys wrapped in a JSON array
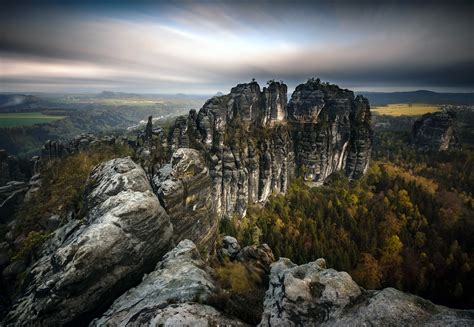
[
  {"x1": 168, "y1": 79, "x2": 372, "y2": 219},
  {"x1": 236, "y1": 244, "x2": 275, "y2": 277},
  {"x1": 0, "y1": 150, "x2": 26, "y2": 187},
  {"x1": 289, "y1": 80, "x2": 372, "y2": 182},
  {"x1": 260, "y1": 258, "x2": 474, "y2": 326},
  {"x1": 91, "y1": 239, "x2": 246, "y2": 326},
  {"x1": 412, "y1": 110, "x2": 460, "y2": 151},
  {"x1": 40, "y1": 133, "x2": 120, "y2": 164},
  {"x1": 153, "y1": 148, "x2": 217, "y2": 250},
  {"x1": 218, "y1": 235, "x2": 241, "y2": 260},
  {"x1": 217, "y1": 236, "x2": 275, "y2": 274},
  {"x1": 0, "y1": 149, "x2": 29, "y2": 223},
  {"x1": 5, "y1": 157, "x2": 173, "y2": 326},
  {"x1": 0, "y1": 181, "x2": 28, "y2": 224}
]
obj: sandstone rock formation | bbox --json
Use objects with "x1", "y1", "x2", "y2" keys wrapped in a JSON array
[
  {"x1": 0, "y1": 150, "x2": 26, "y2": 186},
  {"x1": 168, "y1": 79, "x2": 372, "y2": 218},
  {"x1": 289, "y1": 80, "x2": 372, "y2": 181},
  {"x1": 218, "y1": 235, "x2": 241, "y2": 260},
  {"x1": 153, "y1": 148, "x2": 218, "y2": 250},
  {"x1": 0, "y1": 181, "x2": 28, "y2": 224},
  {"x1": 40, "y1": 133, "x2": 120, "y2": 163},
  {"x1": 236, "y1": 243, "x2": 275, "y2": 278},
  {"x1": 218, "y1": 235, "x2": 275, "y2": 284},
  {"x1": 5, "y1": 157, "x2": 173, "y2": 326},
  {"x1": 412, "y1": 110, "x2": 460, "y2": 151},
  {"x1": 260, "y1": 258, "x2": 474, "y2": 326},
  {"x1": 91, "y1": 239, "x2": 246, "y2": 326},
  {"x1": 91, "y1": 240, "x2": 248, "y2": 326},
  {"x1": 0, "y1": 150, "x2": 29, "y2": 224}
]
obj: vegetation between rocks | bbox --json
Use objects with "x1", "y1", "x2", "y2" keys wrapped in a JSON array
[{"x1": 222, "y1": 133, "x2": 473, "y2": 309}]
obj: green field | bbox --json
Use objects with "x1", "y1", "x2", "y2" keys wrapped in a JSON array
[
  {"x1": 0, "y1": 112, "x2": 66, "y2": 127},
  {"x1": 372, "y1": 103, "x2": 441, "y2": 116}
]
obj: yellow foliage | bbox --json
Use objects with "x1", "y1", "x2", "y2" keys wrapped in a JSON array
[
  {"x1": 381, "y1": 163, "x2": 438, "y2": 195},
  {"x1": 383, "y1": 235, "x2": 403, "y2": 255},
  {"x1": 352, "y1": 253, "x2": 381, "y2": 289},
  {"x1": 15, "y1": 143, "x2": 134, "y2": 231},
  {"x1": 216, "y1": 261, "x2": 260, "y2": 295}
]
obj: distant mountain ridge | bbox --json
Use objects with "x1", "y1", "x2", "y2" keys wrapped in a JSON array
[
  {"x1": 358, "y1": 90, "x2": 474, "y2": 105},
  {"x1": 0, "y1": 94, "x2": 42, "y2": 109}
]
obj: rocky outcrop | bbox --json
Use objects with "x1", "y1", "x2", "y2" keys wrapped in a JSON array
[
  {"x1": 289, "y1": 80, "x2": 372, "y2": 182},
  {"x1": 0, "y1": 150, "x2": 26, "y2": 187},
  {"x1": 5, "y1": 157, "x2": 173, "y2": 326},
  {"x1": 412, "y1": 110, "x2": 460, "y2": 151},
  {"x1": 260, "y1": 258, "x2": 474, "y2": 326},
  {"x1": 153, "y1": 148, "x2": 217, "y2": 250},
  {"x1": 218, "y1": 235, "x2": 275, "y2": 281},
  {"x1": 0, "y1": 150, "x2": 29, "y2": 223},
  {"x1": 0, "y1": 181, "x2": 28, "y2": 224},
  {"x1": 236, "y1": 243, "x2": 275, "y2": 277},
  {"x1": 263, "y1": 81, "x2": 288, "y2": 126},
  {"x1": 218, "y1": 235, "x2": 241, "y2": 260},
  {"x1": 40, "y1": 133, "x2": 120, "y2": 163},
  {"x1": 91, "y1": 239, "x2": 246, "y2": 326},
  {"x1": 168, "y1": 79, "x2": 372, "y2": 219}
]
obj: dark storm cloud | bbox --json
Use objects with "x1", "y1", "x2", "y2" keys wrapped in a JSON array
[{"x1": 0, "y1": 0, "x2": 473, "y2": 93}]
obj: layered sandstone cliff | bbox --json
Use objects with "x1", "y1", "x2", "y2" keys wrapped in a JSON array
[
  {"x1": 167, "y1": 79, "x2": 372, "y2": 218},
  {"x1": 412, "y1": 110, "x2": 460, "y2": 151}
]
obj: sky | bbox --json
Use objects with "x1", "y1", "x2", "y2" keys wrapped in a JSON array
[{"x1": 1, "y1": 0, "x2": 473, "y2": 94}]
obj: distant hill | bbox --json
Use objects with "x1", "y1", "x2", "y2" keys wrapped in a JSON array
[
  {"x1": 358, "y1": 90, "x2": 474, "y2": 106},
  {"x1": 0, "y1": 94, "x2": 43, "y2": 111},
  {"x1": 98, "y1": 91, "x2": 142, "y2": 99}
]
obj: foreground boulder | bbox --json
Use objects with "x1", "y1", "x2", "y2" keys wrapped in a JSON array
[
  {"x1": 260, "y1": 258, "x2": 474, "y2": 326},
  {"x1": 92, "y1": 239, "x2": 246, "y2": 326},
  {"x1": 5, "y1": 157, "x2": 173, "y2": 326},
  {"x1": 412, "y1": 110, "x2": 460, "y2": 151}
]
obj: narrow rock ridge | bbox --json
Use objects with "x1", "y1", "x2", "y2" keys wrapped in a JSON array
[{"x1": 167, "y1": 79, "x2": 372, "y2": 218}]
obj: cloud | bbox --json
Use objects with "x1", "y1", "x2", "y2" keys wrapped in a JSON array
[{"x1": 0, "y1": 1, "x2": 473, "y2": 93}]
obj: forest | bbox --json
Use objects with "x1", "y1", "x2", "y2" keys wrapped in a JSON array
[{"x1": 221, "y1": 131, "x2": 474, "y2": 309}]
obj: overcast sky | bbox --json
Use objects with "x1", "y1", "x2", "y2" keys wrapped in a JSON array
[{"x1": 1, "y1": 0, "x2": 473, "y2": 94}]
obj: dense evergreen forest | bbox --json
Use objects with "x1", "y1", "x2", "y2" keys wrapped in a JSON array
[{"x1": 221, "y1": 129, "x2": 474, "y2": 309}]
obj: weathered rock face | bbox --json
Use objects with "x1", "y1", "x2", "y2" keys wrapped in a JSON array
[
  {"x1": 412, "y1": 110, "x2": 460, "y2": 151},
  {"x1": 91, "y1": 239, "x2": 246, "y2": 326},
  {"x1": 168, "y1": 79, "x2": 372, "y2": 218},
  {"x1": 263, "y1": 82, "x2": 288, "y2": 126},
  {"x1": 0, "y1": 181, "x2": 28, "y2": 224},
  {"x1": 260, "y1": 258, "x2": 474, "y2": 326},
  {"x1": 0, "y1": 150, "x2": 26, "y2": 187},
  {"x1": 5, "y1": 157, "x2": 173, "y2": 326},
  {"x1": 289, "y1": 81, "x2": 372, "y2": 182},
  {"x1": 236, "y1": 243, "x2": 275, "y2": 277},
  {"x1": 218, "y1": 235, "x2": 275, "y2": 281},
  {"x1": 40, "y1": 133, "x2": 120, "y2": 163},
  {"x1": 218, "y1": 235, "x2": 241, "y2": 260},
  {"x1": 153, "y1": 148, "x2": 217, "y2": 250},
  {"x1": 0, "y1": 150, "x2": 30, "y2": 224}
]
